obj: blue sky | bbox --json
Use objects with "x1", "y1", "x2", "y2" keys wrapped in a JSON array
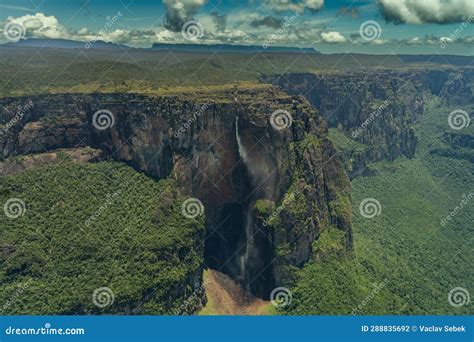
[{"x1": 0, "y1": 0, "x2": 473, "y2": 54}]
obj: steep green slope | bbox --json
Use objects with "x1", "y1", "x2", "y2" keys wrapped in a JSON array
[
  {"x1": 284, "y1": 98, "x2": 473, "y2": 315},
  {"x1": 0, "y1": 162, "x2": 205, "y2": 314}
]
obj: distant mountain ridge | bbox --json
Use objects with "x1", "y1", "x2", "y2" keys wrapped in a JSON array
[
  {"x1": 151, "y1": 42, "x2": 321, "y2": 54},
  {"x1": 3, "y1": 38, "x2": 131, "y2": 50},
  {"x1": 1, "y1": 38, "x2": 320, "y2": 54}
]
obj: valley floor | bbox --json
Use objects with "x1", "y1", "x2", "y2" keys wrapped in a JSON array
[{"x1": 199, "y1": 270, "x2": 273, "y2": 315}]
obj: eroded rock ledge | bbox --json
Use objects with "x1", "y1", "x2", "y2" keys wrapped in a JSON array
[{"x1": 0, "y1": 87, "x2": 352, "y2": 304}]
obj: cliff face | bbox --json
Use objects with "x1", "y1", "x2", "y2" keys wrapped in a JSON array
[
  {"x1": 0, "y1": 87, "x2": 352, "y2": 302},
  {"x1": 265, "y1": 68, "x2": 472, "y2": 178}
]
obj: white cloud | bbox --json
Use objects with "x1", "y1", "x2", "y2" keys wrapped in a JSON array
[
  {"x1": 2, "y1": 10, "x2": 472, "y2": 49},
  {"x1": 320, "y1": 31, "x2": 346, "y2": 43},
  {"x1": 379, "y1": 0, "x2": 474, "y2": 24},
  {"x1": 303, "y1": 0, "x2": 324, "y2": 11},
  {"x1": 401, "y1": 34, "x2": 474, "y2": 46},
  {"x1": 77, "y1": 27, "x2": 89, "y2": 36},
  {"x1": 406, "y1": 36, "x2": 421, "y2": 44},
  {"x1": 4, "y1": 12, "x2": 68, "y2": 39},
  {"x1": 264, "y1": 0, "x2": 324, "y2": 13},
  {"x1": 370, "y1": 38, "x2": 387, "y2": 45}
]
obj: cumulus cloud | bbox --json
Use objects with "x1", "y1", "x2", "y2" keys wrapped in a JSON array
[
  {"x1": 4, "y1": 12, "x2": 68, "y2": 39},
  {"x1": 264, "y1": 0, "x2": 324, "y2": 13},
  {"x1": 320, "y1": 31, "x2": 346, "y2": 43},
  {"x1": 379, "y1": 0, "x2": 474, "y2": 24},
  {"x1": 76, "y1": 27, "x2": 89, "y2": 36},
  {"x1": 163, "y1": 0, "x2": 208, "y2": 32}
]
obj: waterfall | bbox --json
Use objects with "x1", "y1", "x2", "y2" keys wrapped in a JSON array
[
  {"x1": 235, "y1": 117, "x2": 259, "y2": 182},
  {"x1": 234, "y1": 116, "x2": 275, "y2": 298},
  {"x1": 235, "y1": 116, "x2": 253, "y2": 282},
  {"x1": 235, "y1": 117, "x2": 248, "y2": 165}
]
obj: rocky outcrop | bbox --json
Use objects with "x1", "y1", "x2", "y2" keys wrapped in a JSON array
[
  {"x1": 438, "y1": 69, "x2": 473, "y2": 106},
  {"x1": 265, "y1": 72, "x2": 418, "y2": 178},
  {"x1": 264, "y1": 68, "x2": 472, "y2": 178},
  {"x1": 0, "y1": 147, "x2": 102, "y2": 176},
  {"x1": 0, "y1": 87, "x2": 352, "y2": 301}
]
